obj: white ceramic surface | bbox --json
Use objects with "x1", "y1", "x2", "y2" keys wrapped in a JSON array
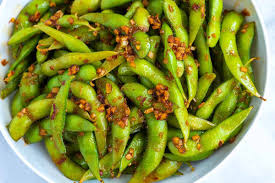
[{"x1": 0, "y1": 0, "x2": 270, "y2": 183}]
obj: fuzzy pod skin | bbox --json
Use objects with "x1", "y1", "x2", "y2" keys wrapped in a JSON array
[
  {"x1": 45, "y1": 137, "x2": 85, "y2": 181},
  {"x1": 128, "y1": 113, "x2": 168, "y2": 183},
  {"x1": 189, "y1": 0, "x2": 206, "y2": 45},
  {"x1": 168, "y1": 107, "x2": 253, "y2": 159},
  {"x1": 237, "y1": 22, "x2": 256, "y2": 82},
  {"x1": 81, "y1": 13, "x2": 130, "y2": 30},
  {"x1": 206, "y1": 0, "x2": 223, "y2": 47},
  {"x1": 71, "y1": 0, "x2": 100, "y2": 15},
  {"x1": 118, "y1": 132, "x2": 146, "y2": 176},
  {"x1": 195, "y1": 26, "x2": 213, "y2": 76},
  {"x1": 50, "y1": 77, "x2": 73, "y2": 154},
  {"x1": 196, "y1": 78, "x2": 236, "y2": 120},
  {"x1": 131, "y1": 31, "x2": 151, "y2": 59},
  {"x1": 78, "y1": 132, "x2": 102, "y2": 182},
  {"x1": 95, "y1": 78, "x2": 130, "y2": 167},
  {"x1": 163, "y1": 0, "x2": 189, "y2": 44},
  {"x1": 71, "y1": 81, "x2": 108, "y2": 157},
  {"x1": 145, "y1": 36, "x2": 161, "y2": 63},
  {"x1": 193, "y1": 72, "x2": 216, "y2": 109},
  {"x1": 147, "y1": 0, "x2": 164, "y2": 17},
  {"x1": 125, "y1": 1, "x2": 144, "y2": 19},
  {"x1": 11, "y1": 91, "x2": 24, "y2": 117},
  {"x1": 133, "y1": 7, "x2": 150, "y2": 32},
  {"x1": 167, "y1": 114, "x2": 215, "y2": 131},
  {"x1": 35, "y1": 24, "x2": 92, "y2": 53},
  {"x1": 144, "y1": 158, "x2": 183, "y2": 183},
  {"x1": 220, "y1": 11, "x2": 261, "y2": 98},
  {"x1": 41, "y1": 51, "x2": 117, "y2": 76},
  {"x1": 212, "y1": 83, "x2": 241, "y2": 124},
  {"x1": 101, "y1": 0, "x2": 132, "y2": 9},
  {"x1": 8, "y1": 99, "x2": 90, "y2": 141}
]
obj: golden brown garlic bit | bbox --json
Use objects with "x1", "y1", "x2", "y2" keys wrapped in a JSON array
[
  {"x1": 148, "y1": 15, "x2": 162, "y2": 30},
  {"x1": 1, "y1": 59, "x2": 8, "y2": 66},
  {"x1": 125, "y1": 148, "x2": 135, "y2": 160},
  {"x1": 4, "y1": 70, "x2": 15, "y2": 83},
  {"x1": 96, "y1": 67, "x2": 106, "y2": 77},
  {"x1": 29, "y1": 11, "x2": 41, "y2": 23},
  {"x1": 68, "y1": 65, "x2": 80, "y2": 75},
  {"x1": 145, "y1": 84, "x2": 173, "y2": 120},
  {"x1": 167, "y1": 35, "x2": 191, "y2": 61},
  {"x1": 172, "y1": 137, "x2": 185, "y2": 153},
  {"x1": 72, "y1": 97, "x2": 92, "y2": 112},
  {"x1": 45, "y1": 10, "x2": 64, "y2": 28},
  {"x1": 17, "y1": 108, "x2": 29, "y2": 118}
]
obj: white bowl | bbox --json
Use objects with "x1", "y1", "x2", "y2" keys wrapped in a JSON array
[{"x1": 0, "y1": 0, "x2": 270, "y2": 182}]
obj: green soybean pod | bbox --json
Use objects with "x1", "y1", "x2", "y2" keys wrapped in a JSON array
[
  {"x1": 81, "y1": 13, "x2": 130, "y2": 30},
  {"x1": 71, "y1": 0, "x2": 100, "y2": 15},
  {"x1": 237, "y1": 22, "x2": 255, "y2": 81},
  {"x1": 193, "y1": 72, "x2": 216, "y2": 108},
  {"x1": 125, "y1": 1, "x2": 144, "y2": 19},
  {"x1": 167, "y1": 114, "x2": 215, "y2": 131},
  {"x1": 128, "y1": 113, "x2": 168, "y2": 183},
  {"x1": 118, "y1": 132, "x2": 146, "y2": 176},
  {"x1": 41, "y1": 52, "x2": 117, "y2": 76},
  {"x1": 8, "y1": 35, "x2": 40, "y2": 72},
  {"x1": 50, "y1": 76, "x2": 73, "y2": 154},
  {"x1": 35, "y1": 24, "x2": 91, "y2": 53},
  {"x1": 53, "y1": 50, "x2": 69, "y2": 59},
  {"x1": 139, "y1": 76, "x2": 154, "y2": 89},
  {"x1": 195, "y1": 26, "x2": 213, "y2": 76},
  {"x1": 36, "y1": 48, "x2": 48, "y2": 64},
  {"x1": 168, "y1": 107, "x2": 253, "y2": 159},
  {"x1": 78, "y1": 132, "x2": 102, "y2": 182},
  {"x1": 196, "y1": 78, "x2": 236, "y2": 119},
  {"x1": 167, "y1": 128, "x2": 205, "y2": 141},
  {"x1": 0, "y1": 75, "x2": 21, "y2": 99},
  {"x1": 5, "y1": 58, "x2": 32, "y2": 83},
  {"x1": 19, "y1": 71, "x2": 40, "y2": 106},
  {"x1": 95, "y1": 78, "x2": 130, "y2": 168},
  {"x1": 76, "y1": 65, "x2": 97, "y2": 81},
  {"x1": 118, "y1": 63, "x2": 136, "y2": 76},
  {"x1": 71, "y1": 153, "x2": 89, "y2": 170},
  {"x1": 206, "y1": 0, "x2": 223, "y2": 47},
  {"x1": 101, "y1": 0, "x2": 132, "y2": 9},
  {"x1": 180, "y1": 9, "x2": 189, "y2": 29},
  {"x1": 163, "y1": 0, "x2": 189, "y2": 44},
  {"x1": 11, "y1": 91, "x2": 24, "y2": 117},
  {"x1": 45, "y1": 138, "x2": 85, "y2": 181},
  {"x1": 129, "y1": 107, "x2": 145, "y2": 126},
  {"x1": 144, "y1": 158, "x2": 183, "y2": 183},
  {"x1": 220, "y1": 11, "x2": 261, "y2": 98},
  {"x1": 212, "y1": 83, "x2": 241, "y2": 124},
  {"x1": 66, "y1": 26, "x2": 98, "y2": 43},
  {"x1": 133, "y1": 7, "x2": 150, "y2": 32},
  {"x1": 30, "y1": 93, "x2": 47, "y2": 104},
  {"x1": 71, "y1": 81, "x2": 108, "y2": 157},
  {"x1": 145, "y1": 36, "x2": 161, "y2": 63},
  {"x1": 147, "y1": 0, "x2": 164, "y2": 17},
  {"x1": 57, "y1": 15, "x2": 92, "y2": 29},
  {"x1": 131, "y1": 31, "x2": 151, "y2": 59},
  {"x1": 118, "y1": 75, "x2": 138, "y2": 84},
  {"x1": 189, "y1": 0, "x2": 206, "y2": 45}
]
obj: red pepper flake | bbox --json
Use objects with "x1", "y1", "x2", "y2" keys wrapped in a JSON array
[
  {"x1": 192, "y1": 3, "x2": 200, "y2": 11},
  {"x1": 78, "y1": 132, "x2": 85, "y2": 136},
  {"x1": 229, "y1": 136, "x2": 236, "y2": 144},
  {"x1": 1, "y1": 59, "x2": 8, "y2": 66},
  {"x1": 56, "y1": 156, "x2": 67, "y2": 165},
  {"x1": 50, "y1": 66, "x2": 55, "y2": 70},
  {"x1": 67, "y1": 17, "x2": 74, "y2": 25},
  {"x1": 198, "y1": 102, "x2": 205, "y2": 109},
  {"x1": 142, "y1": 0, "x2": 149, "y2": 7},
  {"x1": 51, "y1": 103, "x2": 58, "y2": 120}
]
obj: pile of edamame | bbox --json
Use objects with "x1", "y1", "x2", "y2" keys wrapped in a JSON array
[{"x1": 1, "y1": 0, "x2": 264, "y2": 182}]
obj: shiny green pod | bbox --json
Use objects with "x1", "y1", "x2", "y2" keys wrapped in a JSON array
[
  {"x1": 71, "y1": 0, "x2": 100, "y2": 15},
  {"x1": 131, "y1": 31, "x2": 151, "y2": 59}
]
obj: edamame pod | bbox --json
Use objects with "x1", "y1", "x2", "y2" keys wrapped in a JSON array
[
  {"x1": 71, "y1": 0, "x2": 100, "y2": 15},
  {"x1": 220, "y1": 11, "x2": 261, "y2": 98}
]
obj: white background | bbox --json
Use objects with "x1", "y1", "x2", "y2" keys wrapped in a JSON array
[{"x1": 0, "y1": 0, "x2": 274, "y2": 183}]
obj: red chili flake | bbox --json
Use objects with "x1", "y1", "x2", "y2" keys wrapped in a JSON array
[
  {"x1": 242, "y1": 8, "x2": 251, "y2": 16},
  {"x1": 56, "y1": 156, "x2": 67, "y2": 165},
  {"x1": 192, "y1": 3, "x2": 200, "y2": 11},
  {"x1": 51, "y1": 103, "x2": 57, "y2": 120}
]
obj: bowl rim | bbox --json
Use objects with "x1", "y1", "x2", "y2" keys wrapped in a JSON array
[{"x1": 0, "y1": 0, "x2": 271, "y2": 183}]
